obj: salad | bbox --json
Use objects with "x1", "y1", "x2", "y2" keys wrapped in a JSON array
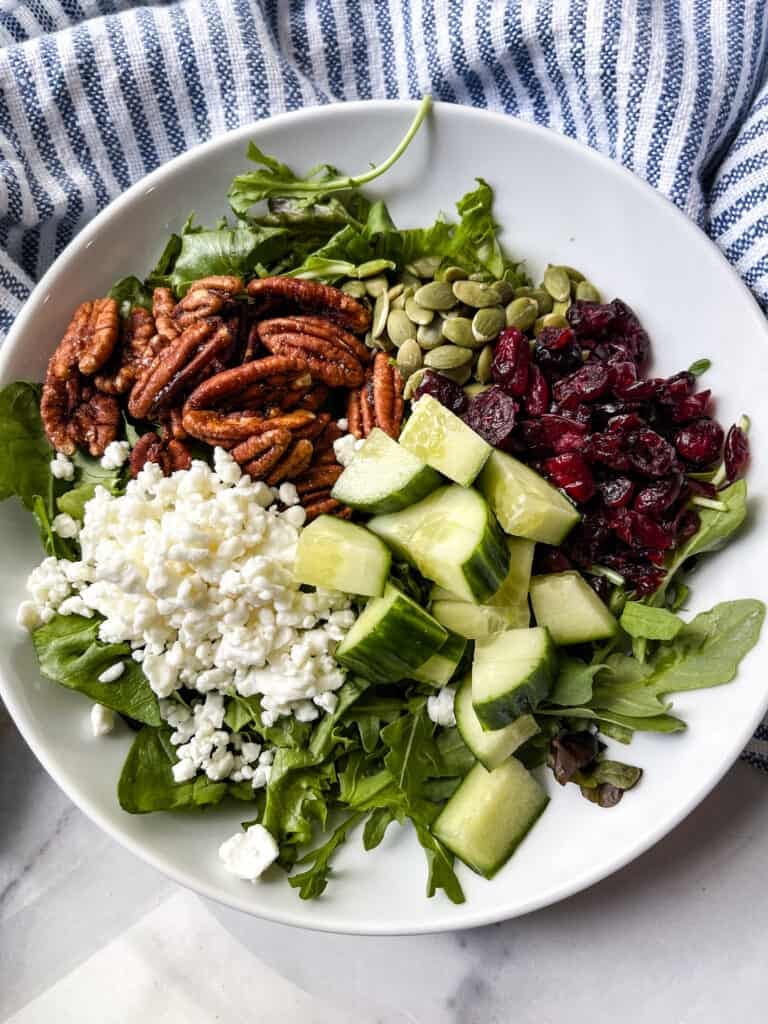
[{"x1": 1, "y1": 97, "x2": 764, "y2": 903}]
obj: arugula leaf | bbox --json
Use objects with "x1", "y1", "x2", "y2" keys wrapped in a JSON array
[
  {"x1": 108, "y1": 275, "x2": 153, "y2": 316},
  {"x1": 413, "y1": 822, "x2": 465, "y2": 904},
  {"x1": 0, "y1": 381, "x2": 53, "y2": 513},
  {"x1": 620, "y1": 602, "x2": 683, "y2": 641},
  {"x1": 288, "y1": 813, "x2": 364, "y2": 899},
  {"x1": 32, "y1": 614, "x2": 161, "y2": 724},
  {"x1": 548, "y1": 658, "x2": 606, "y2": 706},
  {"x1": 223, "y1": 695, "x2": 312, "y2": 748},
  {"x1": 118, "y1": 726, "x2": 228, "y2": 813},
  {"x1": 261, "y1": 748, "x2": 337, "y2": 853},
  {"x1": 363, "y1": 806, "x2": 398, "y2": 851},
  {"x1": 308, "y1": 678, "x2": 371, "y2": 759},
  {"x1": 381, "y1": 702, "x2": 443, "y2": 802},
  {"x1": 688, "y1": 358, "x2": 711, "y2": 376},
  {"x1": 647, "y1": 599, "x2": 765, "y2": 693},
  {"x1": 228, "y1": 97, "x2": 432, "y2": 217}
]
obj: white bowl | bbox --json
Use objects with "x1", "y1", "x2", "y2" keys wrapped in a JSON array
[{"x1": 1, "y1": 101, "x2": 766, "y2": 935}]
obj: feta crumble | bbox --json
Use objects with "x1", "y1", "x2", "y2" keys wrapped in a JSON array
[
  {"x1": 90, "y1": 703, "x2": 115, "y2": 736},
  {"x1": 332, "y1": 433, "x2": 364, "y2": 468},
  {"x1": 50, "y1": 452, "x2": 75, "y2": 480},
  {"x1": 52, "y1": 513, "x2": 79, "y2": 539},
  {"x1": 219, "y1": 824, "x2": 279, "y2": 881},
  {"x1": 97, "y1": 662, "x2": 125, "y2": 683},
  {"x1": 100, "y1": 440, "x2": 131, "y2": 470},
  {"x1": 427, "y1": 686, "x2": 457, "y2": 728}
]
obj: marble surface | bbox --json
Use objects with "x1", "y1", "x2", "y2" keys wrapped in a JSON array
[{"x1": 3, "y1": 701, "x2": 768, "y2": 1023}]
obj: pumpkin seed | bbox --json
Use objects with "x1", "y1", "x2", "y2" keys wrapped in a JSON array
[
  {"x1": 513, "y1": 286, "x2": 535, "y2": 298},
  {"x1": 371, "y1": 290, "x2": 390, "y2": 339},
  {"x1": 413, "y1": 280, "x2": 456, "y2": 310},
  {"x1": 440, "y1": 363, "x2": 472, "y2": 385},
  {"x1": 505, "y1": 296, "x2": 539, "y2": 331},
  {"x1": 561, "y1": 265, "x2": 586, "y2": 283},
  {"x1": 404, "y1": 367, "x2": 427, "y2": 400},
  {"x1": 400, "y1": 271, "x2": 422, "y2": 289},
  {"x1": 416, "y1": 321, "x2": 444, "y2": 350},
  {"x1": 543, "y1": 265, "x2": 572, "y2": 303},
  {"x1": 531, "y1": 288, "x2": 554, "y2": 315},
  {"x1": 442, "y1": 316, "x2": 480, "y2": 348},
  {"x1": 465, "y1": 381, "x2": 492, "y2": 398},
  {"x1": 364, "y1": 330, "x2": 375, "y2": 349},
  {"x1": 492, "y1": 279, "x2": 515, "y2": 304},
  {"x1": 469, "y1": 271, "x2": 492, "y2": 282},
  {"x1": 553, "y1": 300, "x2": 571, "y2": 318},
  {"x1": 452, "y1": 279, "x2": 501, "y2": 308},
  {"x1": 407, "y1": 255, "x2": 441, "y2": 278},
  {"x1": 373, "y1": 334, "x2": 394, "y2": 353},
  {"x1": 341, "y1": 280, "x2": 367, "y2": 298},
  {"x1": 476, "y1": 344, "x2": 494, "y2": 384},
  {"x1": 472, "y1": 306, "x2": 506, "y2": 343},
  {"x1": 404, "y1": 296, "x2": 435, "y2": 325},
  {"x1": 365, "y1": 275, "x2": 390, "y2": 297},
  {"x1": 534, "y1": 312, "x2": 569, "y2": 336},
  {"x1": 392, "y1": 285, "x2": 413, "y2": 311},
  {"x1": 439, "y1": 308, "x2": 463, "y2": 320},
  {"x1": 386, "y1": 308, "x2": 415, "y2": 347},
  {"x1": 357, "y1": 259, "x2": 396, "y2": 279},
  {"x1": 424, "y1": 344, "x2": 473, "y2": 370},
  {"x1": 437, "y1": 265, "x2": 466, "y2": 284},
  {"x1": 387, "y1": 283, "x2": 405, "y2": 301},
  {"x1": 396, "y1": 338, "x2": 423, "y2": 378},
  {"x1": 576, "y1": 280, "x2": 601, "y2": 302}
]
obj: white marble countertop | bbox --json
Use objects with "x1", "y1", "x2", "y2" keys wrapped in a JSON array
[{"x1": 3, "y1": 702, "x2": 768, "y2": 1023}]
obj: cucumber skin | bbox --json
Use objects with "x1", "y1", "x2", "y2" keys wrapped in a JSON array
[
  {"x1": 412, "y1": 632, "x2": 467, "y2": 685},
  {"x1": 460, "y1": 508, "x2": 511, "y2": 604},
  {"x1": 455, "y1": 677, "x2": 539, "y2": 770},
  {"x1": 336, "y1": 587, "x2": 448, "y2": 684},
  {"x1": 472, "y1": 631, "x2": 557, "y2": 730},
  {"x1": 331, "y1": 463, "x2": 443, "y2": 515}
]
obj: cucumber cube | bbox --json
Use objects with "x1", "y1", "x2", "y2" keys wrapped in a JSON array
[
  {"x1": 529, "y1": 571, "x2": 618, "y2": 645},
  {"x1": 399, "y1": 394, "x2": 492, "y2": 486},
  {"x1": 293, "y1": 516, "x2": 391, "y2": 597}
]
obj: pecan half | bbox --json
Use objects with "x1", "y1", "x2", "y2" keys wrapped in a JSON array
[
  {"x1": 351, "y1": 353, "x2": 404, "y2": 439},
  {"x1": 258, "y1": 316, "x2": 367, "y2": 388},
  {"x1": 302, "y1": 493, "x2": 352, "y2": 522},
  {"x1": 129, "y1": 432, "x2": 192, "y2": 477},
  {"x1": 128, "y1": 319, "x2": 234, "y2": 420},
  {"x1": 295, "y1": 464, "x2": 344, "y2": 494},
  {"x1": 94, "y1": 307, "x2": 161, "y2": 395},
  {"x1": 246, "y1": 277, "x2": 370, "y2": 333},
  {"x1": 49, "y1": 298, "x2": 120, "y2": 380},
  {"x1": 41, "y1": 370, "x2": 120, "y2": 456},
  {"x1": 174, "y1": 275, "x2": 244, "y2": 326},
  {"x1": 153, "y1": 287, "x2": 181, "y2": 345},
  {"x1": 181, "y1": 354, "x2": 315, "y2": 443}
]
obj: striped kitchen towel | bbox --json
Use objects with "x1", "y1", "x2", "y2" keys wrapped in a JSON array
[{"x1": 0, "y1": 0, "x2": 766, "y2": 767}]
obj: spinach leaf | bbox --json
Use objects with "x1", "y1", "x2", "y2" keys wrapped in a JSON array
[
  {"x1": 57, "y1": 450, "x2": 125, "y2": 522},
  {"x1": 118, "y1": 726, "x2": 228, "y2": 813},
  {"x1": 108, "y1": 275, "x2": 153, "y2": 316},
  {"x1": 620, "y1": 601, "x2": 683, "y2": 641},
  {"x1": 32, "y1": 614, "x2": 161, "y2": 725},
  {"x1": 32, "y1": 494, "x2": 77, "y2": 559},
  {"x1": 0, "y1": 381, "x2": 53, "y2": 513}
]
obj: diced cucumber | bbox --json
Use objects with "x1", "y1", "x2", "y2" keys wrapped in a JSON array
[
  {"x1": 455, "y1": 676, "x2": 539, "y2": 770},
  {"x1": 478, "y1": 450, "x2": 580, "y2": 544},
  {"x1": 336, "y1": 582, "x2": 448, "y2": 683},
  {"x1": 529, "y1": 571, "x2": 618, "y2": 645},
  {"x1": 293, "y1": 515, "x2": 391, "y2": 597},
  {"x1": 472, "y1": 627, "x2": 556, "y2": 729},
  {"x1": 368, "y1": 485, "x2": 509, "y2": 603},
  {"x1": 432, "y1": 758, "x2": 549, "y2": 878},
  {"x1": 399, "y1": 394, "x2": 491, "y2": 486},
  {"x1": 488, "y1": 537, "x2": 535, "y2": 608},
  {"x1": 330, "y1": 428, "x2": 443, "y2": 514},
  {"x1": 431, "y1": 599, "x2": 529, "y2": 639},
  {"x1": 412, "y1": 632, "x2": 467, "y2": 686}
]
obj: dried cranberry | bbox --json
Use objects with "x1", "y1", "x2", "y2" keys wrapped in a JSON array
[
  {"x1": 558, "y1": 403, "x2": 593, "y2": 428},
  {"x1": 599, "y1": 475, "x2": 635, "y2": 508},
  {"x1": 724, "y1": 424, "x2": 749, "y2": 481},
  {"x1": 520, "y1": 414, "x2": 587, "y2": 454},
  {"x1": 633, "y1": 473, "x2": 683, "y2": 517},
  {"x1": 552, "y1": 363, "x2": 611, "y2": 409},
  {"x1": 492, "y1": 328, "x2": 530, "y2": 396},
  {"x1": 659, "y1": 371, "x2": 695, "y2": 402},
  {"x1": 534, "y1": 546, "x2": 574, "y2": 574},
  {"x1": 562, "y1": 511, "x2": 612, "y2": 565},
  {"x1": 674, "y1": 418, "x2": 724, "y2": 467},
  {"x1": 626, "y1": 429, "x2": 677, "y2": 477},
  {"x1": 601, "y1": 553, "x2": 667, "y2": 596},
  {"x1": 566, "y1": 300, "x2": 618, "y2": 337},
  {"x1": 607, "y1": 413, "x2": 646, "y2": 435},
  {"x1": 463, "y1": 386, "x2": 519, "y2": 449},
  {"x1": 676, "y1": 508, "x2": 701, "y2": 542},
  {"x1": 533, "y1": 326, "x2": 583, "y2": 376},
  {"x1": 523, "y1": 364, "x2": 550, "y2": 417},
  {"x1": 607, "y1": 359, "x2": 638, "y2": 394},
  {"x1": 414, "y1": 369, "x2": 467, "y2": 414},
  {"x1": 543, "y1": 453, "x2": 596, "y2": 503},
  {"x1": 608, "y1": 509, "x2": 675, "y2": 550},
  {"x1": 585, "y1": 432, "x2": 632, "y2": 471},
  {"x1": 620, "y1": 378, "x2": 663, "y2": 401},
  {"x1": 609, "y1": 299, "x2": 650, "y2": 365},
  {"x1": 552, "y1": 430, "x2": 588, "y2": 454},
  {"x1": 665, "y1": 390, "x2": 711, "y2": 424}
]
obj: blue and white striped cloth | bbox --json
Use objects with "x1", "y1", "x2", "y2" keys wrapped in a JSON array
[{"x1": 0, "y1": 0, "x2": 766, "y2": 768}]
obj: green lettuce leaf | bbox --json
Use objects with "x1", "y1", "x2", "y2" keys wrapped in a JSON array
[
  {"x1": 32, "y1": 614, "x2": 161, "y2": 725},
  {"x1": 108, "y1": 275, "x2": 153, "y2": 316},
  {"x1": 620, "y1": 602, "x2": 683, "y2": 641},
  {"x1": 0, "y1": 381, "x2": 53, "y2": 513}
]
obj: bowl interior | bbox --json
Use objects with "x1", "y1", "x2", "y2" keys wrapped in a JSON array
[{"x1": 1, "y1": 101, "x2": 767, "y2": 934}]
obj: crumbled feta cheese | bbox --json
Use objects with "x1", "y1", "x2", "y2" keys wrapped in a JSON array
[
  {"x1": 172, "y1": 758, "x2": 197, "y2": 783},
  {"x1": 278, "y1": 482, "x2": 300, "y2": 506},
  {"x1": 282, "y1": 505, "x2": 306, "y2": 529},
  {"x1": 100, "y1": 440, "x2": 131, "y2": 470},
  {"x1": 337, "y1": 418, "x2": 348, "y2": 431},
  {"x1": 332, "y1": 433, "x2": 359, "y2": 468},
  {"x1": 50, "y1": 452, "x2": 75, "y2": 480},
  {"x1": 314, "y1": 690, "x2": 339, "y2": 715},
  {"x1": 427, "y1": 687, "x2": 456, "y2": 728},
  {"x1": 241, "y1": 741, "x2": 262, "y2": 763},
  {"x1": 293, "y1": 700, "x2": 320, "y2": 723},
  {"x1": 258, "y1": 749, "x2": 274, "y2": 766},
  {"x1": 90, "y1": 704, "x2": 115, "y2": 737},
  {"x1": 16, "y1": 600, "x2": 41, "y2": 632},
  {"x1": 219, "y1": 824, "x2": 279, "y2": 881},
  {"x1": 52, "y1": 513, "x2": 80, "y2": 539},
  {"x1": 98, "y1": 661, "x2": 125, "y2": 684}
]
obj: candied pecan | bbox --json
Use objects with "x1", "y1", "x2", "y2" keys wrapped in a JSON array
[
  {"x1": 153, "y1": 287, "x2": 181, "y2": 345},
  {"x1": 295, "y1": 464, "x2": 344, "y2": 494},
  {"x1": 265, "y1": 439, "x2": 314, "y2": 484},
  {"x1": 360, "y1": 374, "x2": 375, "y2": 436},
  {"x1": 247, "y1": 277, "x2": 371, "y2": 333},
  {"x1": 49, "y1": 298, "x2": 120, "y2": 380},
  {"x1": 347, "y1": 389, "x2": 363, "y2": 438},
  {"x1": 351, "y1": 354, "x2": 404, "y2": 439},
  {"x1": 94, "y1": 306, "x2": 161, "y2": 395},
  {"x1": 230, "y1": 428, "x2": 293, "y2": 477},
  {"x1": 128, "y1": 319, "x2": 234, "y2": 420},
  {"x1": 174, "y1": 275, "x2": 244, "y2": 325},
  {"x1": 291, "y1": 411, "x2": 332, "y2": 442},
  {"x1": 257, "y1": 316, "x2": 367, "y2": 388},
  {"x1": 314, "y1": 418, "x2": 343, "y2": 454},
  {"x1": 303, "y1": 493, "x2": 352, "y2": 522},
  {"x1": 129, "y1": 432, "x2": 192, "y2": 477},
  {"x1": 41, "y1": 370, "x2": 120, "y2": 456},
  {"x1": 182, "y1": 355, "x2": 315, "y2": 443}
]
